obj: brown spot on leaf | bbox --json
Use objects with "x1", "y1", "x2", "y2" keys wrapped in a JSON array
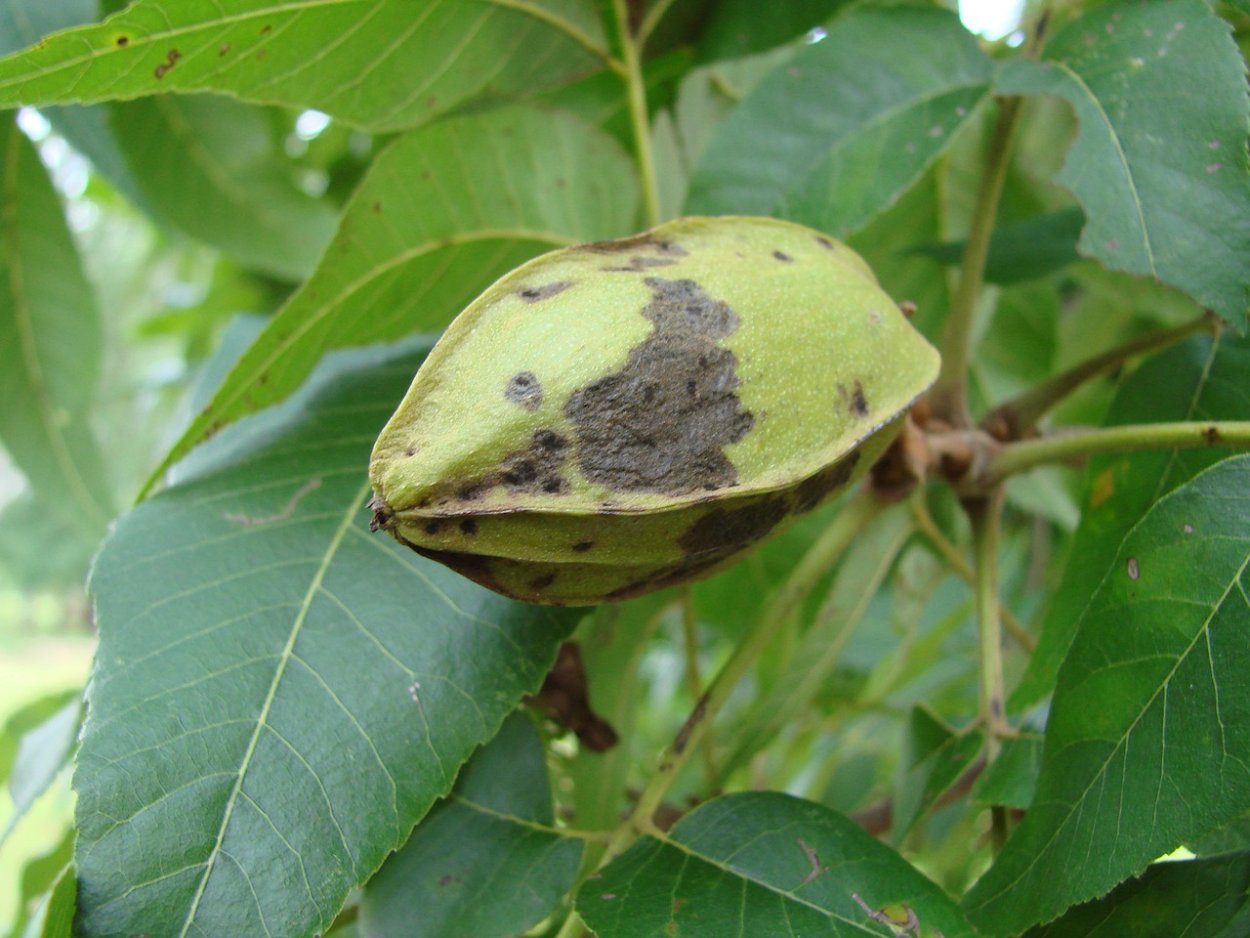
[
  {"x1": 260, "y1": 24, "x2": 272, "y2": 34},
  {"x1": 572, "y1": 540, "x2": 594, "y2": 552},
  {"x1": 154, "y1": 48, "x2": 181, "y2": 79},
  {"x1": 424, "y1": 520, "x2": 444, "y2": 535},
  {"x1": 816, "y1": 235, "x2": 835, "y2": 250},
  {"x1": 517, "y1": 281, "x2": 571, "y2": 302},
  {"x1": 459, "y1": 519, "x2": 477, "y2": 535},
  {"x1": 565, "y1": 278, "x2": 753, "y2": 496},
  {"x1": 529, "y1": 572, "x2": 557, "y2": 590},
  {"x1": 773, "y1": 250, "x2": 793, "y2": 262},
  {"x1": 115, "y1": 35, "x2": 129, "y2": 47},
  {"x1": 1204, "y1": 425, "x2": 1221, "y2": 444},
  {"x1": 218, "y1": 42, "x2": 231, "y2": 56},
  {"x1": 505, "y1": 372, "x2": 543, "y2": 410},
  {"x1": 1091, "y1": 467, "x2": 1116, "y2": 508},
  {"x1": 677, "y1": 498, "x2": 788, "y2": 557}
]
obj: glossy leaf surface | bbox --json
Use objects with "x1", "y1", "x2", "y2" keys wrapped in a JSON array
[
  {"x1": 581, "y1": 792, "x2": 975, "y2": 937},
  {"x1": 360, "y1": 713, "x2": 582, "y2": 938},
  {"x1": 77, "y1": 339, "x2": 578, "y2": 936},
  {"x1": 1013, "y1": 333, "x2": 1250, "y2": 709},
  {"x1": 966, "y1": 456, "x2": 1250, "y2": 933}
]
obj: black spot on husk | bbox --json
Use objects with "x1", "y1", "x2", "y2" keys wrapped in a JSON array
[
  {"x1": 505, "y1": 372, "x2": 543, "y2": 410},
  {"x1": 518, "y1": 281, "x2": 571, "y2": 302},
  {"x1": 793, "y1": 450, "x2": 861, "y2": 514},
  {"x1": 677, "y1": 498, "x2": 789, "y2": 557},
  {"x1": 564, "y1": 278, "x2": 753, "y2": 496}
]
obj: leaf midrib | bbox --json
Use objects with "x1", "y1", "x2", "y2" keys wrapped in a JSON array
[
  {"x1": 970, "y1": 483, "x2": 1250, "y2": 917},
  {"x1": 178, "y1": 478, "x2": 371, "y2": 935}
]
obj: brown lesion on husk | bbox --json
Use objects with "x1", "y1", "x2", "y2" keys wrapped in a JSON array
[
  {"x1": 838, "y1": 380, "x2": 870, "y2": 418},
  {"x1": 676, "y1": 498, "x2": 789, "y2": 557},
  {"x1": 792, "y1": 450, "x2": 861, "y2": 514},
  {"x1": 505, "y1": 371, "x2": 543, "y2": 410},
  {"x1": 576, "y1": 234, "x2": 688, "y2": 257},
  {"x1": 564, "y1": 277, "x2": 754, "y2": 497},
  {"x1": 517, "y1": 281, "x2": 571, "y2": 302}
]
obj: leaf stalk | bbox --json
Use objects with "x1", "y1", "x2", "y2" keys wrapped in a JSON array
[{"x1": 613, "y1": 0, "x2": 662, "y2": 226}]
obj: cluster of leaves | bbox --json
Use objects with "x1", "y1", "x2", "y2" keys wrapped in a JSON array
[{"x1": 0, "y1": 1, "x2": 1248, "y2": 936}]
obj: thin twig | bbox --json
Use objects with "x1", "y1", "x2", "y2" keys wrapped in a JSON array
[
  {"x1": 983, "y1": 314, "x2": 1217, "y2": 439},
  {"x1": 982, "y1": 421, "x2": 1250, "y2": 487},
  {"x1": 909, "y1": 497, "x2": 1035, "y2": 652},
  {"x1": 930, "y1": 95, "x2": 1023, "y2": 427},
  {"x1": 613, "y1": 0, "x2": 661, "y2": 226}
]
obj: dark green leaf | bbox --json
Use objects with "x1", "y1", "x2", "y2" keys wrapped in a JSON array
[
  {"x1": 1190, "y1": 816, "x2": 1250, "y2": 857},
  {"x1": 891, "y1": 708, "x2": 982, "y2": 845},
  {"x1": 686, "y1": 7, "x2": 992, "y2": 238},
  {"x1": 0, "y1": 696, "x2": 81, "y2": 845},
  {"x1": 1021, "y1": 852, "x2": 1250, "y2": 938},
  {"x1": 143, "y1": 104, "x2": 637, "y2": 495},
  {"x1": 76, "y1": 338, "x2": 579, "y2": 936},
  {"x1": 695, "y1": 0, "x2": 851, "y2": 62},
  {"x1": 581, "y1": 792, "x2": 975, "y2": 937},
  {"x1": 0, "y1": 0, "x2": 606, "y2": 132},
  {"x1": 1012, "y1": 332, "x2": 1250, "y2": 709},
  {"x1": 965, "y1": 456, "x2": 1250, "y2": 934},
  {"x1": 108, "y1": 96, "x2": 337, "y2": 279},
  {"x1": 995, "y1": 0, "x2": 1250, "y2": 327},
  {"x1": 360, "y1": 713, "x2": 582, "y2": 938},
  {"x1": 913, "y1": 208, "x2": 1084, "y2": 285},
  {"x1": 0, "y1": 118, "x2": 112, "y2": 531},
  {"x1": 970, "y1": 734, "x2": 1042, "y2": 811}
]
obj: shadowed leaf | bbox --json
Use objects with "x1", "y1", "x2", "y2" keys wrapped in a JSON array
[{"x1": 996, "y1": 0, "x2": 1250, "y2": 327}]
